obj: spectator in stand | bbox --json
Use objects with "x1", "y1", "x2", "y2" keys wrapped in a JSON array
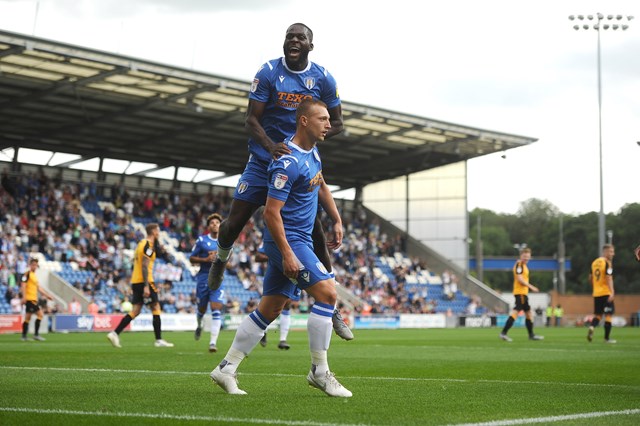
[
  {"x1": 87, "y1": 298, "x2": 99, "y2": 315},
  {"x1": 68, "y1": 297, "x2": 82, "y2": 315},
  {"x1": 10, "y1": 291, "x2": 22, "y2": 314}
]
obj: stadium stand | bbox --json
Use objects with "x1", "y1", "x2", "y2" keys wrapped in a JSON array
[{"x1": 0, "y1": 168, "x2": 484, "y2": 318}]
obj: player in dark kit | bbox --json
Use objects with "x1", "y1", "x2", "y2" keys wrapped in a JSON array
[
  {"x1": 499, "y1": 248, "x2": 544, "y2": 342},
  {"x1": 587, "y1": 244, "x2": 616, "y2": 343},
  {"x1": 20, "y1": 257, "x2": 54, "y2": 341}
]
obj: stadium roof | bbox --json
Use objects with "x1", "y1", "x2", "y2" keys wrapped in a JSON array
[{"x1": 0, "y1": 29, "x2": 537, "y2": 190}]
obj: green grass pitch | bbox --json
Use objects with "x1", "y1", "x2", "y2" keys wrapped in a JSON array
[{"x1": 1, "y1": 326, "x2": 639, "y2": 425}]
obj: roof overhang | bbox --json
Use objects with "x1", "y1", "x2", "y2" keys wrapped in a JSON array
[{"x1": 0, "y1": 29, "x2": 537, "y2": 189}]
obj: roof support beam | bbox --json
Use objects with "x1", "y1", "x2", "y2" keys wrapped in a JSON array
[{"x1": 0, "y1": 66, "x2": 127, "y2": 110}]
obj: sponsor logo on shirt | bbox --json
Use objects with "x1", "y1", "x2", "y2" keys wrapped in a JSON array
[
  {"x1": 276, "y1": 92, "x2": 313, "y2": 109},
  {"x1": 274, "y1": 173, "x2": 288, "y2": 189},
  {"x1": 308, "y1": 171, "x2": 323, "y2": 192}
]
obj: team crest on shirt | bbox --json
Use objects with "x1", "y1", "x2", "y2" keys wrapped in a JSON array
[
  {"x1": 305, "y1": 77, "x2": 315, "y2": 90},
  {"x1": 237, "y1": 181, "x2": 249, "y2": 194},
  {"x1": 274, "y1": 173, "x2": 288, "y2": 189},
  {"x1": 251, "y1": 78, "x2": 259, "y2": 93}
]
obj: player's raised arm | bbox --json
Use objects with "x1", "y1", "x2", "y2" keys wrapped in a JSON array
[{"x1": 246, "y1": 99, "x2": 291, "y2": 160}]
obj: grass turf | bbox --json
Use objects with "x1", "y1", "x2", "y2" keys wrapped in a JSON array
[{"x1": 1, "y1": 326, "x2": 639, "y2": 425}]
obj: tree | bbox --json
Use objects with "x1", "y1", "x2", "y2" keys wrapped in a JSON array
[{"x1": 470, "y1": 201, "x2": 640, "y2": 294}]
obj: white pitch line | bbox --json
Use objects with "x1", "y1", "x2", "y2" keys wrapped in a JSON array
[
  {"x1": 1, "y1": 365, "x2": 639, "y2": 390},
  {"x1": 0, "y1": 407, "x2": 366, "y2": 426},
  {"x1": 450, "y1": 408, "x2": 640, "y2": 426}
]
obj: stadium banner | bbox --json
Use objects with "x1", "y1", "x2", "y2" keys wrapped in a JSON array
[
  {"x1": 129, "y1": 313, "x2": 197, "y2": 331},
  {"x1": 354, "y1": 315, "x2": 400, "y2": 329},
  {"x1": 496, "y1": 314, "x2": 525, "y2": 327},
  {"x1": 221, "y1": 314, "x2": 310, "y2": 331},
  {"x1": 458, "y1": 315, "x2": 497, "y2": 328},
  {"x1": 0, "y1": 315, "x2": 50, "y2": 334},
  {"x1": 0, "y1": 314, "x2": 23, "y2": 334},
  {"x1": 54, "y1": 314, "x2": 129, "y2": 332},
  {"x1": 399, "y1": 314, "x2": 446, "y2": 329}
]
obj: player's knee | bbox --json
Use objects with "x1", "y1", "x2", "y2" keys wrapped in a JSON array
[{"x1": 314, "y1": 282, "x2": 337, "y2": 306}]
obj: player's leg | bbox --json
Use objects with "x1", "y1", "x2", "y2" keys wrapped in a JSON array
[
  {"x1": 603, "y1": 300, "x2": 616, "y2": 343},
  {"x1": 194, "y1": 283, "x2": 208, "y2": 341},
  {"x1": 208, "y1": 199, "x2": 260, "y2": 290},
  {"x1": 108, "y1": 301, "x2": 141, "y2": 348},
  {"x1": 278, "y1": 299, "x2": 292, "y2": 350},
  {"x1": 209, "y1": 159, "x2": 267, "y2": 291},
  {"x1": 500, "y1": 300, "x2": 518, "y2": 342},
  {"x1": 211, "y1": 294, "x2": 288, "y2": 395},
  {"x1": 151, "y1": 294, "x2": 173, "y2": 347},
  {"x1": 21, "y1": 310, "x2": 32, "y2": 341},
  {"x1": 588, "y1": 296, "x2": 603, "y2": 342},
  {"x1": 311, "y1": 216, "x2": 353, "y2": 341},
  {"x1": 304, "y1": 278, "x2": 352, "y2": 397},
  {"x1": 32, "y1": 307, "x2": 45, "y2": 341},
  {"x1": 208, "y1": 295, "x2": 224, "y2": 352},
  {"x1": 525, "y1": 307, "x2": 543, "y2": 340}
]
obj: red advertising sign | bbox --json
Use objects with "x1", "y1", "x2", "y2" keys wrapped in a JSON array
[{"x1": 0, "y1": 315, "x2": 23, "y2": 334}]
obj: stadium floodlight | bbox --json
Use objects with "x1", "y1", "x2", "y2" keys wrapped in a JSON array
[{"x1": 568, "y1": 13, "x2": 634, "y2": 255}]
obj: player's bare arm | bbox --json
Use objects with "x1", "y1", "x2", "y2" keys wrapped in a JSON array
[
  {"x1": 318, "y1": 181, "x2": 343, "y2": 250},
  {"x1": 264, "y1": 196, "x2": 300, "y2": 280},
  {"x1": 326, "y1": 104, "x2": 344, "y2": 139},
  {"x1": 246, "y1": 99, "x2": 292, "y2": 160},
  {"x1": 190, "y1": 252, "x2": 216, "y2": 264},
  {"x1": 141, "y1": 256, "x2": 150, "y2": 297},
  {"x1": 517, "y1": 275, "x2": 538, "y2": 292}
]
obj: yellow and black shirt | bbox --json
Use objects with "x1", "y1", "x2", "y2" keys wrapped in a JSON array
[
  {"x1": 591, "y1": 256, "x2": 613, "y2": 297},
  {"x1": 512, "y1": 261, "x2": 529, "y2": 296},
  {"x1": 21, "y1": 271, "x2": 39, "y2": 302},
  {"x1": 131, "y1": 239, "x2": 156, "y2": 284}
]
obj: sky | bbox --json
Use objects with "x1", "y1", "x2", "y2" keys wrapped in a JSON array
[{"x1": 1, "y1": 0, "x2": 639, "y2": 215}]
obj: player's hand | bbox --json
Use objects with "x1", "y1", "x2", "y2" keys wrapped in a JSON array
[
  {"x1": 207, "y1": 251, "x2": 216, "y2": 262},
  {"x1": 270, "y1": 142, "x2": 292, "y2": 160},
  {"x1": 608, "y1": 294, "x2": 614, "y2": 302},
  {"x1": 530, "y1": 285, "x2": 539, "y2": 293},
  {"x1": 326, "y1": 223, "x2": 343, "y2": 250},
  {"x1": 282, "y1": 252, "x2": 303, "y2": 280},
  {"x1": 143, "y1": 286, "x2": 150, "y2": 298},
  {"x1": 634, "y1": 245, "x2": 640, "y2": 262}
]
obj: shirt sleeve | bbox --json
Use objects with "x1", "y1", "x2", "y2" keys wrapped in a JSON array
[
  {"x1": 267, "y1": 156, "x2": 299, "y2": 202},
  {"x1": 320, "y1": 68, "x2": 341, "y2": 109},
  {"x1": 143, "y1": 241, "x2": 155, "y2": 258},
  {"x1": 249, "y1": 61, "x2": 274, "y2": 103},
  {"x1": 190, "y1": 237, "x2": 202, "y2": 258}
]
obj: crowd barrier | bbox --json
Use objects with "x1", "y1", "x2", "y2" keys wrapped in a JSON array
[{"x1": 1, "y1": 313, "x2": 632, "y2": 334}]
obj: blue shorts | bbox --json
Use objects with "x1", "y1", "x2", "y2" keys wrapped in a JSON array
[
  {"x1": 233, "y1": 155, "x2": 270, "y2": 206},
  {"x1": 263, "y1": 240, "x2": 331, "y2": 301},
  {"x1": 195, "y1": 276, "x2": 226, "y2": 309}
]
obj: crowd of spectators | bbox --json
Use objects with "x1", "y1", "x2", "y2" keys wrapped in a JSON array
[{"x1": 1, "y1": 168, "x2": 475, "y2": 317}]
